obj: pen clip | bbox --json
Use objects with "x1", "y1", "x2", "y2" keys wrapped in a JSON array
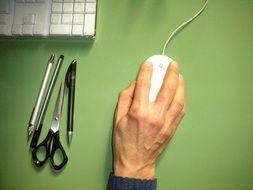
[
  {"x1": 65, "y1": 60, "x2": 77, "y2": 88},
  {"x1": 65, "y1": 65, "x2": 71, "y2": 88}
]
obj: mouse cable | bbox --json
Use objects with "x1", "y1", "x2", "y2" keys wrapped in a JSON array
[{"x1": 161, "y1": 0, "x2": 209, "y2": 55}]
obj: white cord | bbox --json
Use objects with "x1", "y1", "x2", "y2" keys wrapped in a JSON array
[{"x1": 161, "y1": 0, "x2": 209, "y2": 55}]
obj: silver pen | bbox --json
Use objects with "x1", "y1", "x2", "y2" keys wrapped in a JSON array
[
  {"x1": 27, "y1": 54, "x2": 55, "y2": 141},
  {"x1": 30, "y1": 55, "x2": 64, "y2": 148}
]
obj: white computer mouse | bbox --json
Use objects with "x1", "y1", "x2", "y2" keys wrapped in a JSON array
[{"x1": 146, "y1": 54, "x2": 173, "y2": 102}]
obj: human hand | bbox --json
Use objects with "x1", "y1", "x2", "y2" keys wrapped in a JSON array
[{"x1": 113, "y1": 61, "x2": 185, "y2": 179}]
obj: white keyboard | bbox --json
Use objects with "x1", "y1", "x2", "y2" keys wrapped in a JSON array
[{"x1": 0, "y1": 0, "x2": 97, "y2": 38}]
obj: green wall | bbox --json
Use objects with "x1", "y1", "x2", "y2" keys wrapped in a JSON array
[{"x1": 0, "y1": 0, "x2": 253, "y2": 189}]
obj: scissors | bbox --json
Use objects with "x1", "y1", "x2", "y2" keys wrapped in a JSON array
[{"x1": 32, "y1": 79, "x2": 68, "y2": 170}]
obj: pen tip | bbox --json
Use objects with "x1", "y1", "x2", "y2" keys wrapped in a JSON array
[
  {"x1": 27, "y1": 131, "x2": 32, "y2": 142},
  {"x1": 49, "y1": 54, "x2": 55, "y2": 62},
  {"x1": 68, "y1": 131, "x2": 73, "y2": 145},
  {"x1": 27, "y1": 124, "x2": 34, "y2": 142}
]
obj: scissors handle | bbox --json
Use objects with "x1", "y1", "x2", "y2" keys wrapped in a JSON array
[
  {"x1": 32, "y1": 129, "x2": 68, "y2": 170},
  {"x1": 50, "y1": 131, "x2": 68, "y2": 170},
  {"x1": 32, "y1": 129, "x2": 52, "y2": 167}
]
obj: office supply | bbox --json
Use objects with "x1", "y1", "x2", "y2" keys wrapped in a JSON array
[
  {"x1": 30, "y1": 55, "x2": 64, "y2": 148},
  {"x1": 65, "y1": 60, "x2": 77, "y2": 145},
  {"x1": 32, "y1": 79, "x2": 68, "y2": 170},
  {"x1": 0, "y1": 0, "x2": 97, "y2": 38},
  {"x1": 146, "y1": 0, "x2": 208, "y2": 101},
  {"x1": 27, "y1": 54, "x2": 55, "y2": 140}
]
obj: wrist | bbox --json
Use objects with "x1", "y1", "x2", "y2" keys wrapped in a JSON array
[{"x1": 114, "y1": 162, "x2": 156, "y2": 179}]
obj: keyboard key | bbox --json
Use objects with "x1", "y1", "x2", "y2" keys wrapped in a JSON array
[
  {"x1": 86, "y1": 0, "x2": 96, "y2": 2},
  {"x1": 51, "y1": 14, "x2": 61, "y2": 24},
  {"x1": 72, "y1": 25, "x2": 83, "y2": 36},
  {"x1": 52, "y1": 3, "x2": 63, "y2": 13},
  {"x1": 33, "y1": 24, "x2": 44, "y2": 35},
  {"x1": 12, "y1": 25, "x2": 22, "y2": 35},
  {"x1": 63, "y1": 3, "x2": 73, "y2": 13},
  {"x1": 73, "y1": 14, "x2": 84, "y2": 24},
  {"x1": 75, "y1": 0, "x2": 85, "y2": 2},
  {"x1": 85, "y1": 3, "x2": 96, "y2": 13},
  {"x1": 0, "y1": 25, "x2": 9, "y2": 35},
  {"x1": 64, "y1": 0, "x2": 74, "y2": 2},
  {"x1": 22, "y1": 25, "x2": 33, "y2": 35},
  {"x1": 34, "y1": 14, "x2": 44, "y2": 24},
  {"x1": 0, "y1": 0, "x2": 9, "y2": 14},
  {"x1": 0, "y1": 14, "x2": 9, "y2": 25},
  {"x1": 62, "y1": 14, "x2": 72, "y2": 24},
  {"x1": 53, "y1": 0, "x2": 63, "y2": 2},
  {"x1": 84, "y1": 14, "x2": 95, "y2": 36},
  {"x1": 23, "y1": 14, "x2": 35, "y2": 24},
  {"x1": 26, "y1": 0, "x2": 36, "y2": 2},
  {"x1": 50, "y1": 24, "x2": 72, "y2": 35},
  {"x1": 74, "y1": 3, "x2": 85, "y2": 13}
]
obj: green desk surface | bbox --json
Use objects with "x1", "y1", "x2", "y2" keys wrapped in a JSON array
[{"x1": 0, "y1": 0, "x2": 253, "y2": 189}]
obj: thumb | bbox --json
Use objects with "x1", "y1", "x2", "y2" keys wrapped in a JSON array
[{"x1": 115, "y1": 81, "x2": 136, "y2": 125}]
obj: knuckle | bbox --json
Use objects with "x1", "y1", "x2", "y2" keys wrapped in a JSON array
[
  {"x1": 161, "y1": 84, "x2": 177, "y2": 99},
  {"x1": 162, "y1": 130, "x2": 172, "y2": 139},
  {"x1": 173, "y1": 101, "x2": 185, "y2": 113},
  {"x1": 158, "y1": 92, "x2": 172, "y2": 103},
  {"x1": 128, "y1": 108, "x2": 147, "y2": 122},
  {"x1": 158, "y1": 93, "x2": 167, "y2": 102},
  {"x1": 168, "y1": 83, "x2": 177, "y2": 93},
  {"x1": 149, "y1": 116, "x2": 164, "y2": 129},
  {"x1": 137, "y1": 80, "x2": 149, "y2": 89}
]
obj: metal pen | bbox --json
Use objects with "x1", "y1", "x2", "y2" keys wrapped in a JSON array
[
  {"x1": 27, "y1": 54, "x2": 55, "y2": 141},
  {"x1": 30, "y1": 55, "x2": 64, "y2": 148}
]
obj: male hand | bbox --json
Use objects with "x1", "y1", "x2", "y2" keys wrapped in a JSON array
[{"x1": 113, "y1": 61, "x2": 185, "y2": 179}]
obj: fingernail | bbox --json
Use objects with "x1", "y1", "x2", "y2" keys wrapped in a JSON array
[
  {"x1": 143, "y1": 61, "x2": 152, "y2": 67},
  {"x1": 172, "y1": 61, "x2": 179, "y2": 68},
  {"x1": 179, "y1": 74, "x2": 185, "y2": 84}
]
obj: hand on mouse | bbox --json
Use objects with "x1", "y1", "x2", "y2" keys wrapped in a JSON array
[{"x1": 113, "y1": 61, "x2": 185, "y2": 179}]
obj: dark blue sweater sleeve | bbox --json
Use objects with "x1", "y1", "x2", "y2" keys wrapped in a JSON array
[{"x1": 107, "y1": 173, "x2": 157, "y2": 190}]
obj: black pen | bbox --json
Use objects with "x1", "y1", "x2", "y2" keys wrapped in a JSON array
[{"x1": 66, "y1": 60, "x2": 77, "y2": 145}]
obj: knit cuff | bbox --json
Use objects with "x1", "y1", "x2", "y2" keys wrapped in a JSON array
[{"x1": 107, "y1": 173, "x2": 157, "y2": 190}]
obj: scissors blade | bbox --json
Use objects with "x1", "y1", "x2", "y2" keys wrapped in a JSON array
[{"x1": 51, "y1": 79, "x2": 65, "y2": 132}]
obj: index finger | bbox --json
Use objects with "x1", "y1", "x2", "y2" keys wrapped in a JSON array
[{"x1": 131, "y1": 62, "x2": 153, "y2": 109}]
